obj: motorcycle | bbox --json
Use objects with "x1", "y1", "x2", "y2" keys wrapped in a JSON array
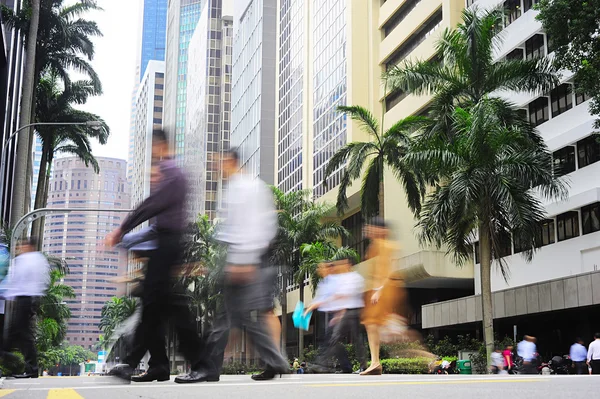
[
  {"x1": 430, "y1": 359, "x2": 459, "y2": 375},
  {"x1": 548, "y1": 355, "x2": 571, "y2": 375}
]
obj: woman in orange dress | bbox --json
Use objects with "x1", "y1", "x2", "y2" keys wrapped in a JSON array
[{"x1": 360, "y1": 217, "x2": 404, "y2": 375}]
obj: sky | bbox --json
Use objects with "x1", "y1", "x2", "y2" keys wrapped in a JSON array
[{"x1": 75, "y1": 0, "x2": 142, "y2": 162}]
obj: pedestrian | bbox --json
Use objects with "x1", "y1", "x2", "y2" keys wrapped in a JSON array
[
  {"x1": 570, "y1": 337, "x2": 588, "y2": 375},
  {"x1": 490, "y1": 347, "x2": 504, "y2": 374},
  {"x1": 0, "y1": 237, "x2": 50, "y2": 378},
  {"x1": 503, "y1": 344, "x2": 515, "y2": 374},
  {"x1": 587, "y1": 332, "x2": 600, "y2": 375},
  {"x1": 360, "y1": 218, "x2": 403, "y2": 376},
  {"x1": 105, "y1": 129, "x2": 208, "y2": 383},
  {"x1": 292, "y1": 358, "x2": 302, "y2": 374},
  {"x1": 182, "y1": 149, "x2": 289, "y2": 382},
  {"x1": 304, "y1": 258, "x2": 367, "y2": 374},
  {"x1": 517, "y1": 335, "x2": 537, "y2": 374}
]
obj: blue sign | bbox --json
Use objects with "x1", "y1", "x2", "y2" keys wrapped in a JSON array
[
  {"x1": 97, "y1": 351, "x2": 106, "y2": 364},
  {"x1": 0, "y1": 244, "x2": 9, "y2": 283}
]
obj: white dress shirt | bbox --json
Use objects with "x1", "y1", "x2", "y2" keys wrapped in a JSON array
[
  {"x1": 3, "y1": 251, "x2": 50, "y2": 299},
  {"x1": 217, "y1": 174, "x2": 277, "y2": 265},
  {"x1": 517, "y1": 340, "x2": 536, "y2": 362},
  {"x1": 331, "y1": 271, "x2": 365, "y2": 310},
  {"x1": 588, "y1": 339, "x2": 600, "y2": 361}
]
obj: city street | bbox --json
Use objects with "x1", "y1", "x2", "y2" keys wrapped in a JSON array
[{"x1": 1, "y1": 374, "x2": 599, "y2": 399}]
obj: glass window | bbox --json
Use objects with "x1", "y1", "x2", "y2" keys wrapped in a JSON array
[
  {"x1": 505, "y1": 48, "x2": 524, "y2": 61},
  {"x1": 552, "y1": 146, "x2": 576, "y2": 176},
  {"x1": 582, "y1": 203, "x2": 600, "y2": 235},
  {"x1": 342, "y1": 212, "x2": 367, "y2": 261},
  {"x1": 504, "y1": 0, "x2": 522, "y2": 26},
  {"x1": 556, "y1": 211, "x2": 580, "y2": 242},
  {"x1": 550, "y1": 83, "x2": 573, "y2": 117},
  {"x1": 382, "y1": 0, "x2": 422, "y2": 37},
  {"x1": 534, "y1": 219, "x2": 555, "y2": 247},
  {"x1": 525, "y1": 34, "x2": 545, "y2": 60},
  {"x1": 577, "y1": 135, "x2": 600, "y2": 168},
  {"x1": 528, "y1": 97, "x2": 549, "y2": 126},
  {"x1": 523, "y1": 0, "x2": 539, "y2": 12},
  {"x1": 576, "y1": 90, "x2": 591, "y2": 105}
]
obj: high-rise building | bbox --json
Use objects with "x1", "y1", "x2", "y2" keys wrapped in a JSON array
[
  {"x1": 230, "y1": 0, "x2": 277, "y2": 184},
  {"x1": 43, "y1": 157, "x2": 130, "y2": 349},
  {"x1": 185, "y1": 0, "x2": 232, "y2": 220},
  {"x1": 164, "y1": 0, "x2": 203, "y2": 165},
  {"x1": 31, "y1": 135, "x2": 43, "y2": 210},
  {"x1": 140, "y1": 0, "x2": 168, "y2": 80},
  {"x1": 131, "y1": 61, "x2": 165, "y2": 212},
  {"x1": 421, "y1": 0, "x2": 600, "y2": 352}
]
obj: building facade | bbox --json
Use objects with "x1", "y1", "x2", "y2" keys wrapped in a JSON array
[
  {"x1": 164, "y1": 0, "x2": 203, "y2": 165},
  {"x1": 140, "y1": 0, "x2": 168, "y2": 80},
  {"x1": 185, "y1": 0, "x2": 232, "y2": 220},
  {"x1": 421, "y1": 0, "x2": 600, "y2": 354},
  {"x1": 230, "y1": 0, "x2": 277, "y2": 183},
  {"x1": 43, "y1": 156, "x2": 130, "y2": 349}
]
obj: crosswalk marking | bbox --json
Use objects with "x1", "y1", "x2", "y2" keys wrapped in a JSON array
[
  {"x1": 0, "y1": 390, "x2": 16, "y2": 398},
  {"x1": 47, "y1": 389, "x2": 84, "y2": 399}
]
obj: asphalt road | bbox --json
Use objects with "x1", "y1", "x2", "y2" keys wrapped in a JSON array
[{"x1": 1, "y1": 374, "x2": 599, "y2": 399}]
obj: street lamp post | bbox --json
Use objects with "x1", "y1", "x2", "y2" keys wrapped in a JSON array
[{"x1": 0, "y1": 121, "x2": 104, "y2": 223}]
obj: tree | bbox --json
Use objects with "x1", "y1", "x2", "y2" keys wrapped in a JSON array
[
  {"x1": 270, "y1": 188, "x2": 349, "y2": 358},
  {"x1": 297, "y1": 242, "x2": 358, "y2": 292},
  {"x1": 536, "y1": 0, "x2": 600, "y2": 127},
  {"x1": 98, "y1": 296, "x2": 137, "y2": 345},
  {"x1": 37, "y1": 269, "x2": 75, "y2": 353},
  {"x1": 325, "y1": 106, "x2": 426, "y2": 219},
  {"x1": 31, "y1": 73, "x2": 109, "y2": 240},
  {"x1": 387, "y1": 7, "x2": 565, "y2": 365}
]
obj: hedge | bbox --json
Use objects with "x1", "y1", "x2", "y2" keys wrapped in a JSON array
[{"x1": 380, "y1": 357, "x2": 431, "y2": 374}]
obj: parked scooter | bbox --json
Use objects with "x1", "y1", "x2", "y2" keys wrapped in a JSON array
[{"x1": 548, "y1": 355, "x2": 571, "y2": 375}]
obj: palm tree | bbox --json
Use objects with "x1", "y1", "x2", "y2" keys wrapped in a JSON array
[
  {"x1": 324, "y1": 106, "x2": 426, "y2": 219},
  {"x1": 297, "y1": 242, "x2": 359, "y2": 293},
  {"x1": 387, "y1": 6, "x2": 565, "y2": 366},
  {"x1": 270, "y1": 188, "x2": 349, "y2": 358},
  {"x1": 31, "y1": 73, "x2": 109, "y2": 240},
  {"x1": 37, "y1": 269, "x2": 75, "y2": 352},
  {"x1": 98, "y1": 296, "x2": 137, "y2": 345}
]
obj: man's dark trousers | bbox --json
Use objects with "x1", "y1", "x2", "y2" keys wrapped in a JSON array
[{"x1": 4, "y1": 296, "x2": 38, "y2": 374}]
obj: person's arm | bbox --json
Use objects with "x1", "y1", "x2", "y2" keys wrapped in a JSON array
[
  {"x1": 588, "y1": 343, "x2": 594, "y2": 363},
  {"x1": 304, "y1": 301, "x2": 323, "y2": 315}
]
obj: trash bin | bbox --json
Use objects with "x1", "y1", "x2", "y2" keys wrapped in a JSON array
[{"x1": 457, "y1": 360, "x2": 472, "y2": 374}]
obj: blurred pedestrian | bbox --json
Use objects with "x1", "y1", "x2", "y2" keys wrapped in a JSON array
[
  {"x1": 184, "y1": 149, "x2": 288, "y2": 382},
  {"x1": 503, "y1": 344, "x2": 515, "y2": 374},
  {"x1": 517, "y1": 335, "x2": 537, "y2": 374},
  {"x1": 491, "y1": 347, "x2": 504, "y2": 374},
  {"x1": 360, "y1": 218, "x2": 404, "y2": 376},
  {"x1": 1, "y1": 237, "x2": 50, "y2": 378},
  {"x1": 587, "y1": 333, "x2": 600, "y2": 375},
  {"x1": 570, "y1": 337, "x2": 587, "y2": 375},
  {"x1": 105, "y1": 130, "x2": 207, "y2": 383}
]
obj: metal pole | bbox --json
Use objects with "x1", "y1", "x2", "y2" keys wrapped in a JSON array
[{"x1": 0, "y1": 122, "x2": 103, "y2": 221}]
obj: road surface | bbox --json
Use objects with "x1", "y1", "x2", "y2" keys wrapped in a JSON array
[{"x1": 1, "y1": 374, "x2": 599, "y2": 398}]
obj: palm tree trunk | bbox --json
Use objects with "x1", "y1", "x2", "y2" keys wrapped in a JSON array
[
  {"x1": 10, "y1": 0, "x2": 41, "y2": 228},
  {"x1": 280, "y1": 266, "x2": 287, "y2": 357},
  {"x1": 479, "y1": 224, "x2": 494, "y2": 370},
  {"x1": 378, "y1": 179, "x2": 385, "y2": 219},
  {"x1": 31, "y1": 141, "x2": 49, "y2": 248},
  {"x1": 298, "y1": 276, "x2": 304, "y2": 360}
]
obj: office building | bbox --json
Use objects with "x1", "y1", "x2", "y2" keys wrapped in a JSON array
[
  {"x1": 421, "y1": 0, "x2": 600, "y2": 353},
  {"x1": 230, "y1": 0, "x2": 277, "y2": 183},
  {"x1": 43, "y1": 156, "x2": 130, "y2": 349},
  {"x1": 31, "y1": 135, "x2": 43, "y2": 210},
  {"x1": 185, "y1": 0, "x2": 232, "y2": 220},
  {"x1": 140, "y1": 0, "x2": 168, "y2": 80},
  {"x1": 164, "y1": 0, "x2": 203, "y2": 165}
]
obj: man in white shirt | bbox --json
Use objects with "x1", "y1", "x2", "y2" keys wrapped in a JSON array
[
  {"x1": 1, "y1": 238, "x2": 50, "y2": 378},
  {"x1": 305, "y1": 258, "x2": 366, "y2": 373},
  {"x1": 517, "y1": 335, "x2": 537, "y2": 374},
  {"x1": 587, "y1": 333, "x2": 600, "y2": 374}
]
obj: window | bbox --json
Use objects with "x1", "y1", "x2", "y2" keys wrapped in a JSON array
[
  {"x1": 342, "y1": 212, "x2": 368, "y2": 261},
  {"x1": 492, "y1": 231, "x2": 513, "y2": 259},
  {"x1": 582, "y1": 203, "x2": 600, "y2": 235},
  {"x1": 576, "y1": 91, "x2": 591, "y2": 105},
  {"x1": 525, "y1": 34, "x2": 545, "y2": 60},
  {"x1": 557, "y1": 211, "x2": 580, "y2": 242},
  {"x1": 523, "y1": 0, "x2": 539, "y2": 12},
  {"x1": 60, "y1": 181, "x2": 63, "y2": 190},
  {"x1": 382, "y1": 0, "x2": 422, "y2": 37},
  {"x1": 385, "y1": 88, "x2": 408, "y2": 111},
  {"x1": 528, "y1": 97, "x2": 549, "y2": 126},
  {"x1": 505, "y1": 48, "x2": 524, "y2": 61},
  {"x1": 534, "y1": 219, "x2": 555, "y2": 247},
  {"x1": 84, "y1": 180, "x2": 87, "y2": 189},
  {"x1": 577, "y1": 135, "x2": 600, "y2": 168},
  {"x1": 552, "y1": 146, "x2": 576, "y2": 176},
  {"x1": 77, "y1": 180, "x2": 81, "y2": 190},
  {"x1": 504, "y1": 0, "x2": 521, "y2": 26},
  {"x1": 550, "y1": 84, "x2": 572, "y2": 117}
]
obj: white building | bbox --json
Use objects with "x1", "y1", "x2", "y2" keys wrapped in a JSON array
[
  {"x1": 422, "y1": 0, "x2": 600, "y2": 351},
  {"x1": 131, "y1": 60, "x2": 165, "y2": 209},
  {"x1": 230, "y1": 0, "x2": 277, "y2": 184}
]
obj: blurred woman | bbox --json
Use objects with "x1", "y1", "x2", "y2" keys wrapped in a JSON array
[{"x1": 360, "y1": 217, "x2": 404, "y2": 375}]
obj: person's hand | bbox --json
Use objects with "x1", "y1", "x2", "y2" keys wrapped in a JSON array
[
  {"x1": 371, "y1": 290, "x2": 381, "y2": 304},
  {"x1": 104, "y1": 228, "x2": 122, "y2": 247}
]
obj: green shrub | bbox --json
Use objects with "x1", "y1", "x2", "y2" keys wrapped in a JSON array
[
  {"x1": 0, "y1": 351, "x2": 25, "y2": 376},
  {"x1": 221, "y1": 361, "x2": 262, "y2": 375},
  {"x1": 380, "y1": 358, "x2": 431, "y2": 374}
]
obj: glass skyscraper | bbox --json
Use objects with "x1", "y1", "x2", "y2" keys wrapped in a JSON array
[{"x1": 140, "y1": 0, "x2": 168, "y2": 80}]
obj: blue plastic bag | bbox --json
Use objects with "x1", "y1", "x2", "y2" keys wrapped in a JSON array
[{"x1": 292, "y1": 301, "x2": 312, "y2": 331}]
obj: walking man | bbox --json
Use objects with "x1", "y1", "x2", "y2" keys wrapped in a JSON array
[
  {"x1": 1, "y1": 238, "x2": 49, "y2": 378},
  {"x1": 177, "y1": 149, "x2": 288, "y2": 382},
  {"x1": 587, "y1": 333, "x2": 600, "y2": 375},
  {"x1": 517, "y1": 335, "x2": 537, "y2": 374},
  {"x1": 106, "y1": 129, "x2": 207, "y2": 383},
  {"x1": 570, "y1": 337, "x2": 588, "y2": 375}
]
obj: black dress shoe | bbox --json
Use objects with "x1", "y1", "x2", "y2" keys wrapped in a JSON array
[
  {"x1": 107, "y1": 365, "x2": 134, "y2": 383},
  {"x1": 174, "y1": 370, "x2": 219, "y2": 384},
  {"x1": 131, "y1": 368, "x2": 170, "y2": 382}
]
